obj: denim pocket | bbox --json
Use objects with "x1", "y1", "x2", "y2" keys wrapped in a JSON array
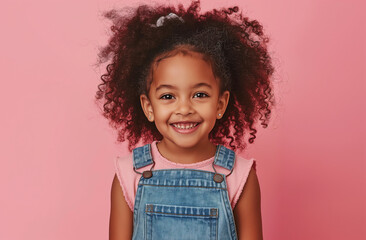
[{"x1": 145, "y1": 203, "x2": 218, "y2": 240}]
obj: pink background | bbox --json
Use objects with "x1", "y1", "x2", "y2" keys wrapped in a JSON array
[{"x1": 1, "y1": 0, "x2": 365, "y2": 239}]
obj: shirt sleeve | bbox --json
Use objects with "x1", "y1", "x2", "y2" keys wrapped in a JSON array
[
  {"x1": 229, "y1": 157, "x2": 257, "y2": 209},
  {"x1": 114, "y1": 154, "x2": 135, "y2": 212}
]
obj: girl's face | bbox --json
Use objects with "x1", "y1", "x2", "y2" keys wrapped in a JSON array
[{"x1": 140, "y1": 51, "x2": 230, "y2": 150}]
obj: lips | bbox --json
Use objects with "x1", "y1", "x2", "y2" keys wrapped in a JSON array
[
  {"x1": 170, "y1": 122, "x2": 199, "y2": 129},
  {"x1": 170, "y1": 121, "x2": 201, "y2": 133}
]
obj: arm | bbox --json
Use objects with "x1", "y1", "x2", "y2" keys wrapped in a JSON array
[
  {"x1": 233, "y1": 166, "x2": 263, "y2": 240},
  {"x1": 109, "y1": 174, "x2": 133, "y2": 240}
]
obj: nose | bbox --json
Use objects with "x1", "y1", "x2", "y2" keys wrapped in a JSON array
[{"x1": 175, "y1": 97, "x2": 194, "y2": 115}]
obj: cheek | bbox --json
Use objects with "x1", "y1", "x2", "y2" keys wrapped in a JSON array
[
  {"x1": 153, "y1": 105, "x2": 171, "y2": 120},
  {"x1": 198, "y1": 103, "x2": 218, "y2": 120}
]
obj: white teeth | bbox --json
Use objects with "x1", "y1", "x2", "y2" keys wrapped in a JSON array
[{"x1": 172, "y1": 123, "x2": 198, "y2": 129}]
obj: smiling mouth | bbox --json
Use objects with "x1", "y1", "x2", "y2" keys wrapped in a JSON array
[{"x1": 170, "y1": 122, "x2": 200, "y2": 130}]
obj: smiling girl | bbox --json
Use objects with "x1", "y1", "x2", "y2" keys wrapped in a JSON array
[{"x1": 95, "y1": 1, "x2": 275, "y2": 239}]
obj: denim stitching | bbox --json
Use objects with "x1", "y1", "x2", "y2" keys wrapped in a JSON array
[
  {"x1": 221, "y1": 176, "x2": 238, "y2": 240},
  {"x1": 133, "y1": 144, "x2": 154, "y2": 169},
  {"x1": 146, "y1": 211, "x2": 218, "y2": 217},
  {"x1": 138, "y1": 183, "x2": 227, "y2": 190},
  {"x1": 132, "y1": 143, "x2": 237, "y2": 239}
]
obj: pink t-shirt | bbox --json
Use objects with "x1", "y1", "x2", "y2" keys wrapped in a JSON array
[{"x1": 114, "y1": 141, "x2": 256, "y2": 212}]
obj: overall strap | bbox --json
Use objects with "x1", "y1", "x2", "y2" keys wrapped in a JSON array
[
  {"x1": 213, "y1": 145, "x2": 236, "y2": 172},
  {"x1": 132, "y1": 144, "x2": 154, "y2": 169}
]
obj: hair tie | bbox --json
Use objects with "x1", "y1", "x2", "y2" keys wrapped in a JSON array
[{"x1": 150, "y1": 12, "x2": 184, "y2": 28}]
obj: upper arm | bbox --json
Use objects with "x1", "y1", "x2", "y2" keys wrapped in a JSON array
[
  {"x1": 233, "y1": 166, "x2": 263, "y2": 240},
  {"x1": 109, "y1": 174, "x2": 133, "y2": 240}
]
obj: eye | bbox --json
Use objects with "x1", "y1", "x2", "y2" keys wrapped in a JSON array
[
  {"x1": 160, "y1": 94, "x2": 175, "y2": 100},
  {"x1": 193, "y1": 92, "x2": 209, "y2": 98}
]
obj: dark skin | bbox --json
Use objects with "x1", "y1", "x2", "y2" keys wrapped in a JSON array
[
  {"x1": 109, "y1": 175, "x2": 133, "y2": 240},
  {"x1": 233, "y1": 166, "x2": 263, "y2": 239},
  {"x1": 109, "y1": 165, "x2": 262, "y2": 240}
]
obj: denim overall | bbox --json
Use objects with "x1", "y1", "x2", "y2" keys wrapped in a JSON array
[{"x1": 131, "y1": 143, "x2": 238, "y2": 240}]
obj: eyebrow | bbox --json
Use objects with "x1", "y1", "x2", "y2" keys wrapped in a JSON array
[{"x1": 155, "y1": 82, "x2": 212, "y2": 92}]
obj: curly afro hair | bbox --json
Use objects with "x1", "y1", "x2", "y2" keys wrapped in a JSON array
[{"x1": 95, "y1": 0, "x2": 275, "y2": 152}]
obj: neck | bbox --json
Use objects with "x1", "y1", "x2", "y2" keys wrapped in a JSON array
[{"x1": 156, "y1": 139, "x2": 217, "y2": 164}]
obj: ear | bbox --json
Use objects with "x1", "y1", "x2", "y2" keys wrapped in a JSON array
[
  {"x1": 217, "y1": 90, "x2": 230, "y2": 119},
  {"x1": 140, "y1": 94, "x2": 154, "y2": 122}
]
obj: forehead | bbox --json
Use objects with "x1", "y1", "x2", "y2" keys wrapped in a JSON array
[{"x1": 150, "y1": 51, "x2": 219, "y2": 90}]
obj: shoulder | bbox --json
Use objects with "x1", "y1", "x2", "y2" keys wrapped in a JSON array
[
  {"x1": 233, "y1": 154, "x2": 257, "y2": 174},
  {"x1": 232, "y1": 159, "x2": 263, "y2": 239},
  {"x1": 114, "y1": 150, "x2": 137, "y2": 178},
  {"x1": 227, "y1": 154, "x2": 257, "y2": 208},
  {"x1": 232, "y1": 154, "x2": 257, "y2": 179},
  {"x1": 113, "y1": 152, "x2": 136, "y2": 212},
  {"x1": 233, "y1": 156, "x2": 260, "y2": 204},
  {"x1": 114, "y1": 151, "x2": 137, "y2": 183},
  {"x1": 115, "y1": 152, "x2": 133, "y2": 169}
]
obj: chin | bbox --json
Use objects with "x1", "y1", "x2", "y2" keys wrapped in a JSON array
[{"x1": 171, "y1": 137, "x2": 207, "y2": 149}]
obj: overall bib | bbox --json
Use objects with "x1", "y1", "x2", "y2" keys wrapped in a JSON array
[{"x1": 131, "y1": 143, "x2": 238, "y2": 240}]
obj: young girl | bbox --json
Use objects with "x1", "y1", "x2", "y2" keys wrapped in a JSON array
[{"x1": 95, "y1": 1, "x2": 275, "y2": 239}]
